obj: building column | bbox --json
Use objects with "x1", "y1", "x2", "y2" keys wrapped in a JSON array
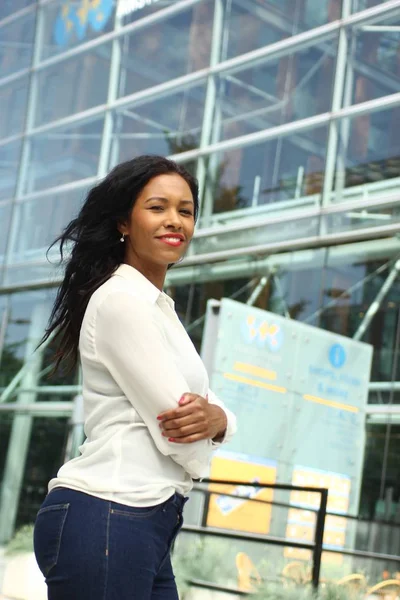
[{"x1": 0, "y1": 301, "x2": 49, "y2": 543}]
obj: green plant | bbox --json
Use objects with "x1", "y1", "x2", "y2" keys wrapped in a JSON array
[
  {"x1": 252, "y1": 582, "x2": 361, "y2": 600},
  {"x1": 172, "y1": 536, "x2": 236, "y2": 598},
  {"x1": 5, "y1": 524, "x2": 34, "y2": 556}
]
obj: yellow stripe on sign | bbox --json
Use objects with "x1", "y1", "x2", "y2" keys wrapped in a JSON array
[
  {"x1": 224, "y1": 373, "x2": 287, "y2": 394},
  {"x1": 303, "y1": 394, "x2": 359, "y2": 414},
  {"x1": 233, "y1": 361, "x2": 277, "y2": 381}
]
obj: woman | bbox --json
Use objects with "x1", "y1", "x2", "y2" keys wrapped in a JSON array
[{"x1": 33, "y1": 155, "x2": 236, "y2": 599}]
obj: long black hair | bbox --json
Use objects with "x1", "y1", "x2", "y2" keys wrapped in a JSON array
[{"x1": 40, "y1": 155, "x2": 199, "y2": 372}]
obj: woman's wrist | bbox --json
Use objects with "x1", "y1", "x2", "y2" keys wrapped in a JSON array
[{"x1": 210, "y1": 405, "x2": 228, "y2": 442}]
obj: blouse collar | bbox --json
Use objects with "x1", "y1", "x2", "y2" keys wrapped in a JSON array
[{"x1": 113, "y1": 263, "x2": 175, "y2": 309}]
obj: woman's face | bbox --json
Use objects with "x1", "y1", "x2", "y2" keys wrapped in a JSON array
[{"x1": 120, "y1": 173, "x2": 196, "y2": 271}]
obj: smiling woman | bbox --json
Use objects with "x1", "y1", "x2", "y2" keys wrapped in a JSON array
[{"x1": 32, "y1": 155, "x2": 236, "y2": 600}]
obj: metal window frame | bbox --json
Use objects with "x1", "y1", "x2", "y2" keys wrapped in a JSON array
[{"x1": 0, "y1": 0, "x2": 398, "y2": 141}]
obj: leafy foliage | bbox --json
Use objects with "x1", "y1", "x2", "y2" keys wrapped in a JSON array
[{"x1": 5, "y1": 524, "x2": 34, "y2": 556}]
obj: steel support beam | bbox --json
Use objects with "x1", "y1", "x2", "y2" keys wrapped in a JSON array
[
  {"x1": 246, "y1": 276, "x2": 269, "y2": 307},
  {"x1": 196, "y1": 0, "x2": 224, "y2": 222},
  {"x1": 97, "y1": 9, "x2": 123, "y2": 178},
  {"x1": 1, "y1": 235, "x2": 400, "y2": 294},
  {"x1": 321, "y1": 0, "x2": 351, "y2": 208}
]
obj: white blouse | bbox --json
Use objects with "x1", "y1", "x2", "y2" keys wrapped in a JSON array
[{"x1": 49, "y1": 264, "x2": 236, "y2": 506}]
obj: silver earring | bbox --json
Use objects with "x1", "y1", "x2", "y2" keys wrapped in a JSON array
[{"x1": 120, "y1": 235, "x2": 125, "y2": 243}]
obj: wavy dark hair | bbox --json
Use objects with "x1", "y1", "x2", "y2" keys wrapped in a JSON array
[{"x1": 40, "y1": 155, "x2": 199, "y2": 372}]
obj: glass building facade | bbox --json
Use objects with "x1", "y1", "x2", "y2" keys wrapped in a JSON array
[{"x1": 0, "y1": 0, "x2": 400, "y2": 569}]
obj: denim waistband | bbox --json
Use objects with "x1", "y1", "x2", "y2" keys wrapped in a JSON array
[
  {"x1": 47, "y1": 486, "x2": 188, "y2": 512},
  {"x1": 170, "y1": 492, "x2": 189, "y2": 512}
]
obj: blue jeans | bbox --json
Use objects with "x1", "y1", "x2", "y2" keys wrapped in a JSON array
[{"x1": 33, "y1": 487, "x2": 187, "y2": 599}]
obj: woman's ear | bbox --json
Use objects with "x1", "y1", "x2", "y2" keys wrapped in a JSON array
[{"x1": 117, "y1": 221, "x2": 128, "y2": 236}]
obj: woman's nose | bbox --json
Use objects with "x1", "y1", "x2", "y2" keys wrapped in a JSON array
[{"x1": 164, "y1": 211, "x2": 183, "y2": 229}]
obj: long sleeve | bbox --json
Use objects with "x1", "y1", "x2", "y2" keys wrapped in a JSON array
[
  {"x1": 94, "y1": 291, "x2": 212, "y2": 479},
  {"x1": 207, "y1": 388, "x2": 237, "y2": 447}
]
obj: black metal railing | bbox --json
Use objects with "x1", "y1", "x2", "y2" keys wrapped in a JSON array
[
  {"x1": 181, "y1": 479, "x2": 329, "y2": 590},
  {"x1": 180, "y1": 479, "x2": 400, "y2": 593}
]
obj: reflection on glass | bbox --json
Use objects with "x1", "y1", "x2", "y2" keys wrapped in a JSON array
[
  {"x1": 0, "y1": 8, "x2": 36, "y2": 76},
  {"x1": 10, "y1": 187, "x2": 88, "y2": 264},
  {"x1": 0, "y1": 140, "x2": 22, "y2": 200},
  {"x1": 268, "y1": 255, "x2": 325, "y2": 322},
  {"x1": 218, "y1": 37, "x2": 337, "y2": 141},
  {"x1": 325, "y1": 202, "x2": 400, "y2": 235},
  {"x1": 369, "y1": 390, "x2": 400, "y2": 405},
  {"x1": 0, "y1": 1, "x2": 34, "y2": 21},
  {"x1": 352, "y1": 0, "x2": 389, "y2": 12},
  {"x1": 111, "y1": 83, "x2": 206, "y2": 167},
  {"x1": 25, "y1": 118, "x2": 103, "y2": 193},
  {"x1": 171, "y1": 277, "x2": 249, "y2": 349},
  {"x1": 40, "y1": 0, "x2": 115, "y2": 60},
  {"x1": 16, "y1": 417, "x2": 69, "y2": 528},
  {"x1": 349, "y1": 16, "x2": 400, "y2": 104},
  {"x1": 223, "y1": 0, "x2": 342, "y2": 60},
  {"x1": 208, "y1": 126, "x2": 328, "y2": 213},
  {"x1": 334, "y1": 106, "x2": 400, "y2": 201},
  {"x1": 360, "y1": 423, "x2": 400, "y2": 523},
  {"x1": 118, "y1": 1, "x2": 213, "y2": 98},
  {"x1": 320, "y1": 254, "x2": 400, "y2": 382},
  {"x1": 0, "y1": 76, "x2": 29, "y2": 137},
  {"x1": 35, "y1": 43, "x2": 112, "y2": 126},
  {"x1": 0, "y1": 290, "x2": 54, "y2": 388}
]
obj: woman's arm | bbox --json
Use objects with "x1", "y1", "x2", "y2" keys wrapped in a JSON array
[
  {"x1": 94, "y1": 290, "x2": 212, "y2": 479},
  {"x1": 158, "y1": 389, "x2": 237, "y2": 446}
]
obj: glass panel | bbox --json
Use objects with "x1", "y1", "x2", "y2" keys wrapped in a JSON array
[
  {"x1": 0, "y1": 414, "x2": 13, "y2": 486},
  {"x1": 0, "y1": 1, "x2": 35, "y2": 21},
  {"x1": 0, "y1": 201, "x2": 12, "y2": 265},
  {"x1": 268, "y1": 250, "x2": 326, "y2": 322},
  {"x1": 324, "y1": 201, "x2": 400, "y2": 235},
  {"x1": 0, "y1": 139, "x2": 22, "y2": 200},
  {"x1": 333, "y1": 106, "x2": 400, "y2": 203},
  {"x1": 0, "y1": 289, "x2": 55, "y2": 388},
  {"x1": 171, "y1": 277, "x2": 250, "y2": 348},
  {"x1": 3, "y1": 262, "x2": 61, "y2": 287},
  {"x1": 35, "y1": 42, "x2": 112, "y2": 126},
  {"x1": 369, "y1": 390, "x2": 400, "y2": 404},
  {"x1": 205, "y1": 125, "x2": 328, "y2": 215},
  {"x1": 0, "y1": 75, "x2": 30, "y2": 137},
  {"x1": 349, "y1": 15, "x2": 400, "y2": 104},
  {"x1": 217, "y1": 36, "x2": 338, "y2": 142},
  {"x1": 352, "y1": 0, "x2": 390, "y2": 11},
  {"x1": 359, "y1": 423, "x2": 400, "y2": 521},
  {"x1": 40, "y1": 0, "x2": 115, "y2": 60},
  {"x1": 118, "y1": 0, "x2": 213, "y2": 98},
  {"x1": 0, "y1": 7, "x2": 36, "y2": 77},
  {"x1": 9, "y1": 186, "x2": 90, "y2": 265},
  {"x1": 16, "y1": 416, "x2": 69, "y2": 528},
  {"x1": 222, "y1": 0, "x2": 342, "y2": 61},
  {"x1": 111, "y1": 82, "x2": 206, "y2": 167},
  {"x1": 320, "y1": 252, "x2": 400, "y2": 382},
  {"x1": 25, "y1": 117, "x2": 104, "y2": 193}
]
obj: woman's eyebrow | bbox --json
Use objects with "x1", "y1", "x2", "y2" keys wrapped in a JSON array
[{"x1": 145, "y1": 197, "x2": 194, "y2": 204}]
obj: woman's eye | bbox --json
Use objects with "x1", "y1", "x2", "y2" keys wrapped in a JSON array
[
  {"x1": 180, "y1": 210, "x2": 193, "y2": 216},
  {"x1": 149, "y1": 206, "x2": 163, "y2": 211}
]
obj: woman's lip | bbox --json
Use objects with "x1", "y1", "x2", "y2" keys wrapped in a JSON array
[{"x1": 156, "y1": 237, "x2": 184, "y2": 247}]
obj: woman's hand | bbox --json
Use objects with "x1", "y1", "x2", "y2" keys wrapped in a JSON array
[{"x1": 157, "y1": 394, "x2": 227, "y2": 444}]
